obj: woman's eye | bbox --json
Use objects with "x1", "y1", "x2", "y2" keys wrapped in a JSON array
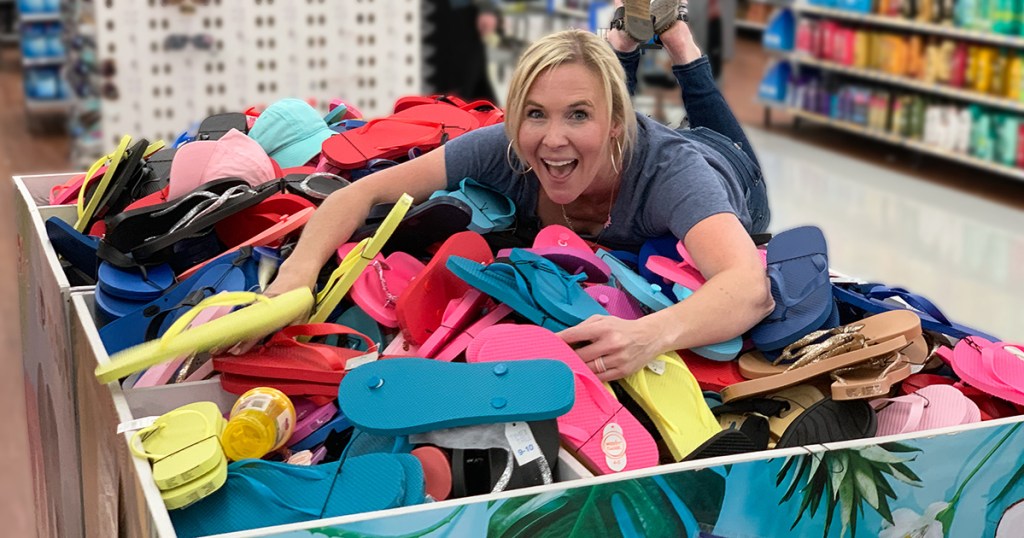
[
  {"x1": 526, "y1": 109, "x2": 544, "y2": 119},
  {"x1": 570, "y1": 110, "x2": 589, "y2": 121}
]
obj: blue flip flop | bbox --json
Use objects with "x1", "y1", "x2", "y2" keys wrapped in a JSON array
[
  {"x1": 430, "y1": 178, "x2": 515, "y2": 234},
  {"x1": 170, "y1": 454, "x2": 412, "y2": 537},
  {"x1": 46, "y1": 216, "x2": 101, "y2": 281},
  {"x1": 833, "y1": 283, "x2": 997, "y2": 341},
  {"x1": 289, "y1": 414, "x2": 353, "y2": 452},
  {"x1": 339, "y1": 358, "x2": 575, "y2": 435},
  {"x1": 750, "y1": 226, "x2": 833, "y2": 352},
  {"x1": 325, "y1": 305, "x2": 383, "y2": 351},
  {"x1": 446, "y1": 255, "x2": 566, "y2": 331},
  {"x1": 508, "y1": 249, "x2": 608, "y2": 327},
  {"x1": 597, "y1": 249, "x2": 674, "y2": 312},
  {"x1": 95, "y1": 287, "x2": 149, "y2": 326},
  {"x1": 639, "y1": 235, "x2": 682, "y2": 301},
  {"x1": 97, "y1": 261, "x2": 175, "y2": 301},
  {"x1": 98, "y1": 249, "x2": 258, "y2": 354}
]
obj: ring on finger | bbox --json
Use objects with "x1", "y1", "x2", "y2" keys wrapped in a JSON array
[{"x1": 596, "y1": 356, "x2": 607, "y2": 374}]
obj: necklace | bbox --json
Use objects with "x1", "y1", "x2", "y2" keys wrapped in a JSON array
[{"x1": 561, "y1": 179, "x2": 618, "y2": 241}]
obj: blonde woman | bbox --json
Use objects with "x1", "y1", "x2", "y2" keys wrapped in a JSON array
[{"x1": 264, "y1": 10, "x2": 773, "y2": 381}]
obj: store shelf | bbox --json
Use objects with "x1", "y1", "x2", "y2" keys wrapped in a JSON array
[
  {"x1": 22, "y1": 56, "x2": 65, "y2": 67},
  {"x1": 794, "y1": 4, "x2": 1024, "y2": 49},
  {"x1": 786, "y1": 53, "x2": 1024, "y2": 114},
  {"x1": 764, "y1": 101, "x2": 1024, "y2": 182},
  {"x1": 19, "y1": 12, "x2": 60, "y2": 23},
  {"x1": 25, "y1": 98, "x2": 72, "y2": 113},
  {"x1": 736, "y1": 19, "x2": 767, "y2": 31},
  {"x1": 550, "y1": 6, "x2": 589, "y2": 19}
]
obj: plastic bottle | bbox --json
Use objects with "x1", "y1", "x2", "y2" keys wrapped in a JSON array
[{"x1": 221, "y1": 387, "x2": 297, "y2": 461}]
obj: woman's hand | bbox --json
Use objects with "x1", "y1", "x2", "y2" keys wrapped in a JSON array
[
  {"x1": 558, "y1": 315, "x2": 667, "y2": 382},
  {"x1": 224, "y1": 264, "x2": 316, "y2": 355}
]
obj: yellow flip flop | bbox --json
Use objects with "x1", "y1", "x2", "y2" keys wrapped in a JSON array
[
  {"x1": 95, "y1": 288, "x2": 314, "y2": 383},
  {"x1": 129, "y1": 402, "x2": 229, "y2": 509},
  {"x1": 310, "y1": 193, "x2": 413, "y2": 323},
  {"x1": 617, "y1": 351, "x2": 722, "y2": 461}
]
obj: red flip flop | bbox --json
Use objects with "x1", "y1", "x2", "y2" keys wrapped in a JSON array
[
  {"x1": 682, "y1": 351, "x2": 747, "y2": 392},
  {"x1": 213, "y1": 323, "x2": 378, "y2": 384},
  {"x1": 219, "y1": 372, "x2": 339, "y2": 400},
  {"x1": 411, "y1": 446, "x2": 452, "y2": 501},
  {"x1": 396, "y1": 231, "x2": 493, "y2": 345}
]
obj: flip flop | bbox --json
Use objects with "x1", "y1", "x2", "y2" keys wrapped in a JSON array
[
  {"x1": 433, "y1": 303, "x2": 513, "y2": 362},
  {"x1": 411, "y1": 446, "x2": 453, "y2": 501},
  {"x1": 323, "y1": 305, "x2": 383, "y2": 351},
  {"x1": 617, "y1": 351, "x2": 723, "y2": 461},
  {"x1": 466, "y1": 325, "x2": 660, "y2": 474},
  {"x1": 351, "y1": 197, "x2": 473, "y2": 257},
  {"x1": 508, "y1": 248, "x2": 608, "y2": 327},
  {"x1": 195, "y1": 112, "x2": 248, "y2": 140},
  {"x1": 95, "y1": 288, "x2": 150, "y2": 325},
  {"x1": 449, "y1": 420, "x2": 561, "y2": 497},
  {"x1": 751, "y1": 226, "x2": 834, "y2": 351},
  {"x1": 46, "y1": 216, "x2": 101, "y2": 281},
  {"x1": 585, "y1": 285, "x2": 645, "y2": 320},
  {"x1": 289, "y1": 413, "x2": 353, "y2": 452},
  {"x1": 95, "y1": 289, "x2": 314, "y2": 383},
  {"x1": 213, "y1": 193, "x2": 316, "y2": 248},
  {"x1": 445, "y1": 256, "x2": 565, "y2": 331},
  {"x1": 619, "y1": 0, "x2": 655, "y2": 42},
  {"x1": 339, "y1": 358, "x2": 575, "y2": 435},
  {"x1": 833, "y1": 282, "x2": 998, "y2": 341},
  {"x1": 430, "y1": 178, "x2": 515, "y2": 234},
  {"x1": 721, "y1": 312, "x2": 921, "y2": 402},
  {"x1": 218, "y1": 372, "x2": 341, "y2": 399},
  {"x1": 597, "y1": 249, "x2": 674, "y2": 312},
  {"x1": 416, "y1": 289, "x2": 490, "y2": 358},
  {"x1": 684, "y1": 351, "x2": 748, "y2": 391},
  {"x1": 281, "y1": 172, "x2": 351, "y2": 202},
  {"x1": 311, "y1": 194, "x2": 412, "y2": 323},
  {"x1": 98, "y1": 248, "x2": 259, "y2": 355},
  {"x1": 671, "y1": 284, "x2": 743, "y2": 362},
  {"x1": 872, "y1": 384, "x2": 981, "y2": 436},
  {"x1": 499, "y1": 225, "x2": 611, "y2": 283},
  {"x1": 948, "y1": 337, "x2": 1024, "y2": 406},
  {"x1": 983, "y1": 342, "x2": 1024, "y2": 401},
  {"x1": 213, "y1": 323, "x2": 378, "y2": 384},
  {"x1": 350, "y1": 252, "x2": 425, "y2": 327},
  {"x1": 395, "y1": 231, "x2": 493, "y2": 345},
  {"x1": 639, "y1": 235, "x2": 683, "y2": 301},
  {"x1": 97, "y1": 261, "x2": 175, "y2": 301}
]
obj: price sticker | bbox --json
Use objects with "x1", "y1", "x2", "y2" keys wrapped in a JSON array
[
  {"x1": 646, "y1": 359, "x2": 666, "y2": 375},
  {"x1": 117, "y1": 416, "x2": 159, "y2": 434},
  {"x1": 504, "y1": 422, "x2": 542, "y2": 466}
]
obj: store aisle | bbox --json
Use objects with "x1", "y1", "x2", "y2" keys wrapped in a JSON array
[{"x1": 752, "y1": 126, "x2": 1024, "y2": 340}]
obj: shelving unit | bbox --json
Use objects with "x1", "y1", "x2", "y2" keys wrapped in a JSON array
[
  {"x1": 17, "y1": 2, "x2": 68, "y2": 130},
  {"x1": 736, "y1": 19, "x2": 767, "y2": 32},
  {"x1": 760, "y1": 1, "x2": 1024, "y2": 182}
]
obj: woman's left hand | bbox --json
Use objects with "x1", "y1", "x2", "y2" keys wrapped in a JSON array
[{"x1": 558, "y1": 315, "x2": 665, "y2": 382}]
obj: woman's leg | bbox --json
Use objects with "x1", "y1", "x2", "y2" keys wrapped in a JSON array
[{"x1": 660, "y1": 17, "x2": 759, "y2": 166}]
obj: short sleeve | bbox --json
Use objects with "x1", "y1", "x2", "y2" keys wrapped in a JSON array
[
  {"x1": 642, "y1": 154, "x2": 739, "y2": 242},
  {"x1": 442, "y1": 124, "x2": 515, "y2": 192}
]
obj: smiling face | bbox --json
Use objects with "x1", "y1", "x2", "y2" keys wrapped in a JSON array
[{"x1": 516, "y1": 62, "x2": 621, "y2": 205}]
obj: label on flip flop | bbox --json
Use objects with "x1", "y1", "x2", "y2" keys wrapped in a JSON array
[
  {"x1": 602, "y1": 423, "x2": 627, "y2": 472},
  {"x1": 346, "y1": 351, "x2": 380, "y2": 370},
  {"x1": 505, "y1": 422, "x2": 542, "y2": 466},
  {"x1": 116, "y1": 416, "x2": 159, "y2": 434},
  {"x1": 646, "y1": 360, "x2": 666, "y2": 375}
]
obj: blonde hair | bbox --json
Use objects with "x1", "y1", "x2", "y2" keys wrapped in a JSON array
[{"x1": 504, "y1": 29, "x2": 637, "y2": 173}]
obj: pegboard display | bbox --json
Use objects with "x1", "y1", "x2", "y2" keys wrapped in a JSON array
[{"x1": 68, "y1": 0, "x2": 422, "y2": 164}]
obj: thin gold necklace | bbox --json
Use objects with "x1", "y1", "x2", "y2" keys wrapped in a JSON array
[{"x1": 561, "y1": 179, "x2": 618, "y2": 241}]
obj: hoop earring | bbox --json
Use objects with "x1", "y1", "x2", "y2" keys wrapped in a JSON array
[
  {"x1": 506, "y1": 140, "x2": 533, "y2": 175},
  {"x1": 610, "y1": 138, "x2": 623, "y2": 176}
]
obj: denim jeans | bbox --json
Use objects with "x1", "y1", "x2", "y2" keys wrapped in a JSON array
[{"x1": 617, "y1": 49, "x2": 770, "y2": 234}]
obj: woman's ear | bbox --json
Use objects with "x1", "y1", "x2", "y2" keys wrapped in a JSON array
[{"x1": 610, "y1": 123, "x2": 623, "y2": 141}]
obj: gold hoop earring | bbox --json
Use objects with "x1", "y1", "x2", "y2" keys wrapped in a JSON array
[
  {"x1": 506, "y1": 140, "x2": 533, "y2": 175},
  {"x1": 610, "y1": 138, "x2": 623, "y2": 176}
]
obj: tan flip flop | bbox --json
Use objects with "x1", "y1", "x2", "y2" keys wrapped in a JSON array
[
  {"x1": 738, "y1": 310, "x2": 923, "y2": 380},
  {"x1": 721, "y1": 312, "x2": 921, "y2": 402}
]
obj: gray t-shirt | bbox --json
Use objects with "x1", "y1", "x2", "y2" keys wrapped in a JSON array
[{"x1": 443, "y1": 113, "x2": 751, "y2": 251}]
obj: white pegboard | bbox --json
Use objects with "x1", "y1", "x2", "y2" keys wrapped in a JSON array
[{"x1": 87, "y1": 0, "x2": 422, "y2": 149}]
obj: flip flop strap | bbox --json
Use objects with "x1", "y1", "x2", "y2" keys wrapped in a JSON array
[
  {"x1": 159, "y1": 292, "x2": 271, "y2": 345},
  {"x1": 774, "y1": 324, "x2": 867, "y2": 368},
  {"x1": 229, "y1": 467, "x2": 325, "y2": 517},
  {"x1": 871, "y1": 395, "x2": 925, "y2": 433},
  {"x1": 765, "y1": 254, "x2": 829, "y2": 321},
  {"x1": 866, "y1": 285, "x2": 951, "y2": 326}
]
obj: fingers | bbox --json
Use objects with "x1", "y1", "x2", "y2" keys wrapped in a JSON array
[{"x1": 557, "y1": 315, "x2": 607, "y2": 344}]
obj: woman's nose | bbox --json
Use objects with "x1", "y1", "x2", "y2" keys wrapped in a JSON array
[{"x1": 541, "y1": 124, "x2": 569, "y2": 148}]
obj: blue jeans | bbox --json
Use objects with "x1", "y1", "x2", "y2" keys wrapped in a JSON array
[{"x1": 617, "y1": 50, "x2": 770, "y2": 234}]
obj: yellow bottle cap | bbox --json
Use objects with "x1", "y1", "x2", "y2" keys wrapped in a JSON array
[{"x1": 222, "y1": 413, "x2": 274, "y2": 462}]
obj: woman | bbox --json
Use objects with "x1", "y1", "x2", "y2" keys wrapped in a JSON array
[{"x1": 264, "y1": 8, "x2": 774, "y2": 381}]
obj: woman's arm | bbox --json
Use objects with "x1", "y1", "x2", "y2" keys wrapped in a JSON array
[
  {"x1": 560, "y1": 213, "x2": 773, "y2": 381},
  {"x1": 266, "y1": 147, "x2": 450, "y2": 294}
]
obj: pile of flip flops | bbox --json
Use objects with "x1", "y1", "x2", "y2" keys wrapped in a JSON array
[{"x1": 43, "y1": 95, "x2": 1020, "y2": 537}]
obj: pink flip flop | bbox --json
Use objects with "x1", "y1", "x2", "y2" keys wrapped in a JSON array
[
  {"x1": 417, "y1": 289, "x2": 489, "y2": 358},
  {"x1": 381, "y1": 332, "x2": 422, "y2": 358},
  {"x1": 584, "y1": 285, "x2": 644, "y2": 320},
  {"x1": 986, "y1": 343, "x2": 1024, "y2": 402},
  {"x1": 646, "y1": 242, "x2": 768, "y2": 291},
  {"x1": 133, "y1": 305, "x2": 235, "y2": 387},
  {"x1": 465, "y1": 325, "x2": 659, "y2": 475},
  {"x1": 948, "y1": 337, "x2": 1024, "y2": 405},
  {"x1": 433, "y1": 304, "x2": 512, "y2": 362},
  {"x1": 872, "y1": 384, "x2": 981, "y2": 436},
  {"x1": 350, "y1": 252, "x2": 426, "y2": 327},
  {"x1": 498, "y1": 225, "x2": 611, "y2": 283}
]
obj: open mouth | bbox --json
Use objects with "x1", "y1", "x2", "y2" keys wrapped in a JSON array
[{"x1": 541, "y1": 158, "x2": 579, "y2": 179}]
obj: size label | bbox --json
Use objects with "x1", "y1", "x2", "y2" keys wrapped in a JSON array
[
  {"x1": 602, "y1": 423, "x2": 627, "y2": 472},
  {"x1": 505, "y1": 422, "x2": 542, "y2": 466},
  {"x1": 117, "y1": 416, "x2": 159, "y2": 434},
  {"x1": 346, "y1": 351, "x2": 380, "y2": 370},
  {"x1": 646, "y1": 360, "x2": 666, "y2": 375}
]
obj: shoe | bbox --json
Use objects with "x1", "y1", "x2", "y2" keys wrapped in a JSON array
[
  {"x1": 610, "y1": 1, "x2": 655, "y2": 43},
  {"x1": 651, "y1": 0, "x2": 688, "y2": 35}
]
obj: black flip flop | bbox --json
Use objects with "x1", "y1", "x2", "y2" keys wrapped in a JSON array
[
  {"x1": 451, "y1": 419, "x2": 560, "y2": 498},
  {"x1": 352, "y1": 197, "x2": 473, "y2": 256},
  {"x1": 195, "y1": 112, "x2": 248, "y2": 140}
]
